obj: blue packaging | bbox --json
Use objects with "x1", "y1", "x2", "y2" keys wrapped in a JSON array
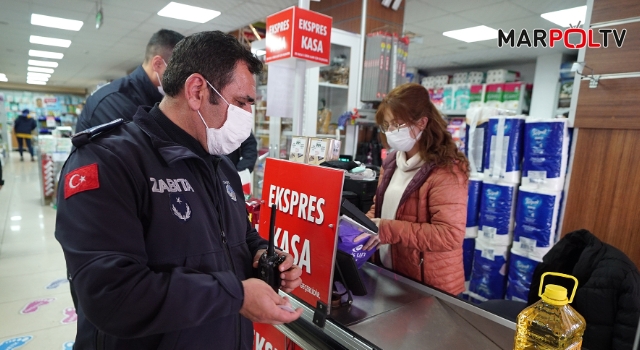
[
  {"x1": 522, "y1": 120, "x2": 569, "y2": 191},
  {"x1": 483, "y1": 116, "x2": 525, "y2": 183},
  {"x1": 463, "y1": 238, "x2": 476, "y2": 281},
  {"x1": 479, "y1": 181, "x2": 517, "y2": 246},
  {"x1": 505, "y1": 249, "x2": 540, "y2": 302},
  {"x1": 466, "y1": 178, "x2": 483, "y2": 238},
  {"x1": 468, "y1": 240, "x2": 509, "y2": 302},
  {"x1": 514, "y1": 188, "x2": 561, "y2": 248},
  {"x1": 465, "y1": 122, "x2": 487, "y2": 174}
]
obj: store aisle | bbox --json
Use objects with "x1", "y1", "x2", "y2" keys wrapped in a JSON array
[{"x1": 0, "y1": 153, "x2": 76, "y2": 349}]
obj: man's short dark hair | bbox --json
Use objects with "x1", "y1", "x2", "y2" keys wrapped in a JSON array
[
  {"x1": 145, "y1": 29, "x2": 185, "y2": 63},
  {"x1": 162, "y1": 31, "x2": 263, "y2": 104}
]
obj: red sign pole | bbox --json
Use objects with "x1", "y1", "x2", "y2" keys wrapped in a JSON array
[{"x1": 258, "y1": 158, "x2": 344, "y2": 311}]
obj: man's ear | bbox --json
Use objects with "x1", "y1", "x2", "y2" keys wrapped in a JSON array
[
  {"x1": 151, "y1": 55, "x2": 165, "y2": 73},
  {"x1": 184, "y1": 73, "x2": 207, "y2": 112}
]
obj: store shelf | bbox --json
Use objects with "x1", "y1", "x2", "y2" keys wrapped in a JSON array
[
  {"x1": 556, "y1": 108, "x2": 571, "y2": 115},
  {"x1": 318, "y1": 82, "x2": 349, "y2": 89},
  {"x1": 256, "y1": 130, "x2": 269, "y2": 135},
  {"x1": 316, "y1": 133, "x2": 345, "y2": 139},
  {"x1": 440, "y1": 109, "x2": 468, "y2": 116},
  {"x1": 257, "y1": 85, "x2": 268, "y2": 89},
  {"x1": 256, "y1": 107, "x2": 267, "y2": 111}
]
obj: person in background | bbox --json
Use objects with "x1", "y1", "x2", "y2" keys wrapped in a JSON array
[
  {"x1": 360, "y1": 83, "x2": 470, "y2": 296},
  {"x1": 75, "y1": 29, "x2": 184, "y2": 132},
  {"x1": 225, "y1": 132, "x2": 258, "y2": 172},
  {"x1": 55, "y1": 31, "x2": 302, "y2": 349},
  {"x1": 13, "y1": 109, "x2": 37, "y2": 161}
]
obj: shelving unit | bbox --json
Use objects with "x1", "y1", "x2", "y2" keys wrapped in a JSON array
[{"x1": 318, "y1": 82, "x2": 349, "y2": 89}]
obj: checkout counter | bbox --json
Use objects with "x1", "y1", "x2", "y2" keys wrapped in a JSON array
[{"x1": 276, "y1": 263, "x2": 516, "y2": 349}]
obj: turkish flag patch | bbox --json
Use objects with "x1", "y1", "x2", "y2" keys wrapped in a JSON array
[{"x1": 64, "y1": 163, "x2": 100, "y2": 199}]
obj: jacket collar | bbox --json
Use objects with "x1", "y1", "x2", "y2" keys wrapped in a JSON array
[
  {"x1": 375, "y1": 151, "x2": 435, "y2": 218},
  {"x1": 130, "y1": 65, "x2": 164, "y2": 106},
  {"x1": 133, "y1": 105, "x2": 206, "y2": 166}
]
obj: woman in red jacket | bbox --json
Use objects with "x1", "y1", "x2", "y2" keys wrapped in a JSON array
[{"x1": 362, "y1": 83, "x2": 469, "y2": 295}]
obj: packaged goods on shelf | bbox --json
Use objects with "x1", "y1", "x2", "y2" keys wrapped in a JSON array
[
  {"x1": 452, "y1": 72, "x2": 469, "y2": 84},
  {"x1": 558, "y1": 80, "x2": 573, "y2": 109},
  {"x1": 466, "y1": 177, "x2": 483, "y2": 238},
  {"x1": 486, "y1": 69, "x2": 520, "y2": 83},
  {"x1": 483, "y1": 116, "x2": 525, "y2": 183},
  {"x1": 442, "y1": 85, "x2": 455, "y2": 111},
  {"x1": 454, "y1": 84, "x2": 471, "y2": 110},
  {"x1": 521, "y1": 119, "x2": 569, "y2": 191},
  {"x1": 428, "y1": 88, "x2": 444, "y2": 110},
  {"x1": 465, "y1": 107, "x2": 496, "y2": 175},
  {"x1": 289, "y1": 136, "x2": 310, "y2": 163},
  {"x1": 478, "y1": 180, "x2": 518, "y2": 246},
  {"x1": 468, "y1": 240, "x2": 510, "y2": 302},
  {"x1": 308, "y1": 138, "x2": 331, "y2": 165},
  {"x1": 505, "y1": 246, "x2": 541, "y2": 302},
  {"x1": 514, "y1": 187, "x2": 562, "y2": 250},
  {"x1": 484, "y1": 84, "x2": 505, "y2": 108},
  {"x1": 462, "y1": 237, "x2": 476, "y2": 298},
  {"x1": 447, "y1": 117, "x2": 466, "y2": 152},
  {"x1": 329, "y1": 139, "x2": 342, "y2": 161},
  {"x1": 502, "y1": 83, "x2": 532, "y2": 112},
  {"x1": 38, "y1": 135, "x2": 57, "y2": 154},
  {"x1": 469, "y1": 84, "x2": 484, "y2": 109},
  {"x1": 468, "y1": 71, "x2": 485, "y2": 84}
]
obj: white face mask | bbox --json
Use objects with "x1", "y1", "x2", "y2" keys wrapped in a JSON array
[
  {"x1": 385, "y1": 127, "x2": 422, "y2": 153},
  {"x1": 155, "y1": 59, "x2": 168, "y2": 96},
  {"x1": 197, "y1": 79, "x2": 254, "y2": 155}
]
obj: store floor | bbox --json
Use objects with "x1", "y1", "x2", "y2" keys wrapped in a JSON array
[{"x1": 0, "y1": 153, "x2": 76, "y2": 349}]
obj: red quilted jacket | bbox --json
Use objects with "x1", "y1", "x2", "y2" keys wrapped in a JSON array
[{"x1": 367, "y1": 151, "x2": 468, "y2": 295}]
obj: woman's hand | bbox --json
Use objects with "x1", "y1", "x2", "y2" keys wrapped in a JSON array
[{"x1": 354, "y1": 232, "x2": 380, "y2": 251}]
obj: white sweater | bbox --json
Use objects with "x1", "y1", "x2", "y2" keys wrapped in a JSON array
[{"x1": 378, "y1": 151, "x2": 425, "y2": 269}]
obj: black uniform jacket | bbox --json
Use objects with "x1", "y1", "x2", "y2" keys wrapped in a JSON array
[
  {"x1": 56, "y1": 105, "x2": 267, "y2": 349},
  {"x1": 75, "y1": 66, "x2": 163, "y2": 133}
]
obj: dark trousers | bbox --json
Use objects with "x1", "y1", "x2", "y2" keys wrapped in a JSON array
[{"x1": 17, "y1": 138, "x2": 34, "y2": 158}]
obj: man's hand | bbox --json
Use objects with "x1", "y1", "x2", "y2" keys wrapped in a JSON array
[
  {"x1": 240, "y1": 278, "x2": 303, "y2": 324},
  {"x1": 253, "y1": 250, "x2": 302, "y2": 293}
]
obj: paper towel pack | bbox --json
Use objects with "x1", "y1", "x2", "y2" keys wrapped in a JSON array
[
  {"x1": 466, "y1": 177, "x2": 483, "y2": 238},
  {"x1": 478, "y1": 180, "x2": 518, "y2": 246},
  {"x1": 514, "y1": 187, "x2": 562, "y2": 249},
  {"x1": 483, "y1": 116, "x2": 526, "y2": 184},
  {"x1": 522, "y1": 119, "x2": 570, "y2": 191},
  {"x1": 468, "y1": 239, "x2": 510, "y2": 302}
]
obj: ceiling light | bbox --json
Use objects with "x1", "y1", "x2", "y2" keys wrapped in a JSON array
[
  {"x1": 27, "y1": 80, "x2": 47, "y2": 85},
  {"x1": 27, "y1": 72, "x2": 51, "y2": 80},
  {"x1": 31, "y1": 14, "x2": 83, "y2": 31},
  {"x1": 541, "y1": 6, "x2": 587, "y2": 28},
  {"x1": 28, "y1": 66, "x2": 55, "y2": 73},
  {"x1": 28, "y1": 60, "x2": 58, "y2": 68},
  {"x1": 30, "y1": 35, "x2": 72, "y2": 48},
  {"x1": 443, "y1": 25, "x2": 499, "y2": 43},
  {"x1": 29, "y1": 50, "x2": 64, "y2": 59},
  {"x1": 157, "y1": 2, "x2": 221, "y2": 23},
  {"x1": 0, "y1": 74, "x2": 7, "y2": 82}
]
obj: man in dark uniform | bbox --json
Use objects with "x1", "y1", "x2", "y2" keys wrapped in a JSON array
[
  {"x1": 55, "y1": 31, "x2": 302, "y2": 349},
  {"x1": 75, "y1": 29, "x2": 184, "y2": 132}
]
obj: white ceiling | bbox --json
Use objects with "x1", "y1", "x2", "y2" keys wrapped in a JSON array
[
  {"x1": 0, "y1": 0, "x2": 297, "y2": 90},
  {"x1": 0, "y1": 0, "x2": 586, "y2": 90},
  {"x1": 404, "y1": 0, "x2": 586, "y2": 70}
]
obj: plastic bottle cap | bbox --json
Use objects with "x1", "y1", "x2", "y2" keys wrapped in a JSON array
[{"x1": 541, "y1": 284, "x2": 569, "y2": 306}]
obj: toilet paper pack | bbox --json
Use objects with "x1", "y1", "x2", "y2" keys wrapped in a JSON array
[
  {"x1": 468, "y1": 239, "x2": 510, "y2": 302},
  {"x1": 484, "y1": 84, "x2": 505, "y2": 109},
  {"x1": 505, "y1": 246, "x2": 541, "y2": 302},
  {"x1": 514, "y1": 187, "x2": 562, "y2": 249},
  {"x1": 483, "y1": 116, "x2": 526, "y2": 184},
  {"x1": 469, "y1": 85, "x2": 484, "y2": 109},
  {"x1": 466, "y1": 177, "x2": 483, "y2": 238},
  {"x1": 521, "y1": 119, "x2": 570, "y2": 191},
  {"x1": 478, "y1": 180, "x2": 518, "y2": 246}
]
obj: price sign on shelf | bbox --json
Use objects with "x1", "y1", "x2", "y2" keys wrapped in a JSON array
[{"x1": 258, "y1": 158, "x2": 344, "y2": 311}]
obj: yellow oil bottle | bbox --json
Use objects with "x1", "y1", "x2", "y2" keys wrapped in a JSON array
[{"x1": 514, "y1": 272, "x2": 586, "y2": 349}]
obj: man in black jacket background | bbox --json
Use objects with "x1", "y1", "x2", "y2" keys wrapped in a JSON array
[{"x1": 75, "y1": 29, "x2": 184, "y2": 132}]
